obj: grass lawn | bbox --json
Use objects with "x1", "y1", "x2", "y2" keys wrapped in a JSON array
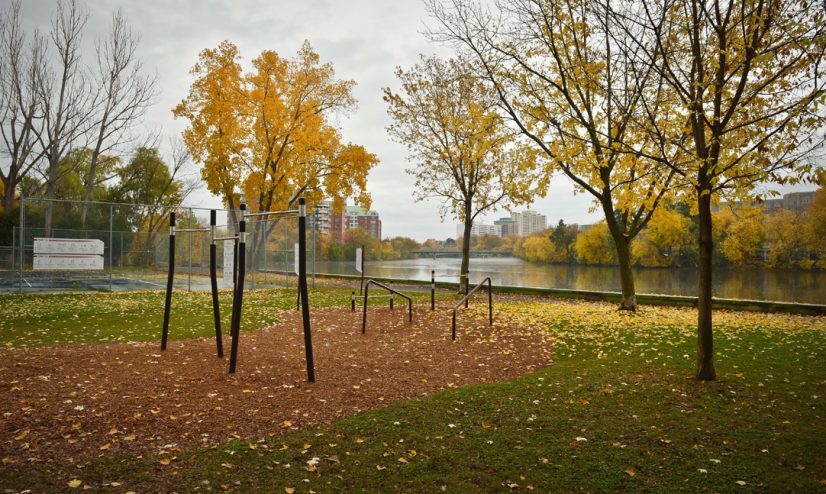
[{"x1": 1, "y1": 290, "x2": 824, "y2": 492}]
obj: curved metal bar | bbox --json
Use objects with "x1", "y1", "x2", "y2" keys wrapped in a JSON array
[
  {"x1": 450, "y1": 277, "x2": 493, "y2": 341},
  {"x1": 361, "y1": 279, "x2": 413, "y2": 334}
]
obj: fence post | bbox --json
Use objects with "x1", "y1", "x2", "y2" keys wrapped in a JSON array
[
  {"x1": 311, "y1": 211, "x2": 316, "y2": 289},
  {"x1": 188, "y1": 208, "x2": 193, "y2": 292},
  {"x1": 109, "y1": 205, "x2": 113, "y2": 292},
  {"x1": 18, "y1": 197, "x2": 24, "y2": 293},
  {"x1": 431, "y1": 270, "x2": 435, "y2": 310},
  {"x1": 120, "y1": 231, "x2": 123, "y2": 268}
]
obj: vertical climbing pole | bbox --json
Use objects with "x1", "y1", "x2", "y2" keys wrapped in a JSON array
[
  {"x1": 298, "y1": 197, "x2": 316, "y2": 383},
  {"x1": 161, "y1": 211, "x2": 176, "y2": 350},
  {"x1": 229, "y1": 202, "x2": 247, "y2": 373},
  {"x1": 209, "y1": 209, "x2": 224, "y2": 358}
]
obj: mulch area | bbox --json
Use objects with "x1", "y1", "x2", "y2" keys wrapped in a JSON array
[{"x1": 0, "y1": 302, "x2": 553, "y2": 465}]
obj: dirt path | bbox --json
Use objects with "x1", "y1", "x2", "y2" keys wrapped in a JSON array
[{"x1": 0, "y1": 302, "x2": 553, "y2": 464}]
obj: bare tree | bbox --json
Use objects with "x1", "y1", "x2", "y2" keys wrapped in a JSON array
[
  {"x1": 80, "y1": 9, "x2": 157, "y2": 227},
  {"x1": 41, "y1": 0, "x2": 94, "y2": 236},
  {"x1": 0, "y1": 0, "x2": 48, "y2": 212}
]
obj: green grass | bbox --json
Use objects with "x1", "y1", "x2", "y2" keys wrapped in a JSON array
[
  {"x1": 1, "y1": 296, "x2": 824, "y2": 492},
  {"x1": 0, "y1": 286, "x2": 404, "y2": 347}
]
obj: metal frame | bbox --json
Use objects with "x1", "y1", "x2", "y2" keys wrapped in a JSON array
[
  {"x1": 450, "y1": 277, "x2": 493, "y2": 341},
  {"x1": 361, "y1": 279, "x2": 412, "y2": 334}
]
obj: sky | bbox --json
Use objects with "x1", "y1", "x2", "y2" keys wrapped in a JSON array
[{"x1": 14, "y1": 0, "x2": 814, "y2": 241}]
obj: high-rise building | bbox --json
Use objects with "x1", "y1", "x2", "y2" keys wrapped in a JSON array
[
  {"x1": 346, "y1": 205, "x2": 382, "y2": 239},
  {"x1": 494, "y1": 217, "x2": 517, "y2": 236},
  {"x1": 313, "y1": 201, "x2": 347, "y2": 242},
  {"x1": 456, "y1": 223, "x2": 501, "y2": 238},
  {"x1": 511, "y1": 210, "x2": 547, "y2": 236}
]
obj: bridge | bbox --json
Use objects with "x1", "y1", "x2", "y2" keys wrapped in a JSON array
[{"x1": 412, "y1": 250, "x2": 512, "y2": 259}]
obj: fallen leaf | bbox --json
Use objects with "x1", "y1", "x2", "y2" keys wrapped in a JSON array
[
  {"x1": 280, "y1": 420, "x2": 292, "y2": 429},
  {"x1": 735, "y1": 480, "x2": 746, "y2": 486},
  {"x1": 284, "y1": 488, "x2": 295, "y2": 494},
  {"x1": 68, "y1": 479, "x2": 82, "y2": 488},
  {"x1": 624, "y1": 468, "x2": 636, "y2": 477},
  {"x1": 481, "y1": 420, "x2": 492, "y2": 429}
]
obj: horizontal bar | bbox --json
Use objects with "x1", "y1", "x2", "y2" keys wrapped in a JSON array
[
  {"x1": 213, "y1": 236, "x2": 238, "y2": 241},
  {"x1": 244, "y1": 209, "x2": 299, "y2": 218},
  {"x1": 451, "y1": 277, "x2": 491, "y2": 313},
  {"x1": 176, "y1": 228, "x2": 210, "y2": 233}
]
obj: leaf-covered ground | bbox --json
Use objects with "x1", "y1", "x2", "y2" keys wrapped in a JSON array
[{"x1": 1, "y1": 292, "x2": 824, "y2": 492}]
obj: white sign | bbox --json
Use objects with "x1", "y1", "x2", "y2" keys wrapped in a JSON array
[
  {"x1": 223, "y1": 240, "x2": 235, "y2": 287},
  {"x1": 34, "y1": 237, "x2": 104, "y2": 255},
  {"x1": 294, "y1": 243, "x2": 300, "y2": 275},
  {"x1": 355, "y1": 247, "x2": 363, "y2": 273},
  {"x1": 33, "y1": 254, "x2": 104, "y2": 271}
]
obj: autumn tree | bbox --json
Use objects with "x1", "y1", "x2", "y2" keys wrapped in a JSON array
[
  {"x1": 632, "y1": 207, "x2": 693, "y2": 267},
  {"x1": 427, "y1": 0, "x2": 680, "y2": 309},
  {"x1": 174, "y1": 40, "x2": 378, "y2": 265},
  {"x1": 713, "y1": 205, "x2": 765, "y2": 265},
  {"x1": 574, "y1": 223, "x2": 617, "y2": 265},
  {"x1": 383, "y1": 56, "x2": 544, "y2": 293},
  {"x1": 806, "y1": 186, "x2": 826, "y2": 268},
  {"x1": 620, "y1": 0, "x2": 826, "y2": 379},
  {"x1": 764, "y1": 209, "x2": 807, "y2": 268}
]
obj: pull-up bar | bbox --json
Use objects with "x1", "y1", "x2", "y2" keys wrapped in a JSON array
[
  {"x1": 244, "y1": 209, "x2": 300, "y2": 218},
  {"x1": 450, "y1": 277, "x2": 493, "y2": 341}
]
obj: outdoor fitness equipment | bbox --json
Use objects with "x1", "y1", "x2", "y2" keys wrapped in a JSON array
[
  {"x1": 360, "y1": 279, "x2": 413, "y2": 334},
  {"x1": 161, "y1": 208, "x2": 230, "y2": 358},
  {"x1": 450, "y1": 277, "x2": 493, "y2": 341},
  {"x1": 160, "y1": 199, "x2": 315, "y2": 382},
  {"x1": 229, "y1": 198, "x2": 315, "y2": 381}
]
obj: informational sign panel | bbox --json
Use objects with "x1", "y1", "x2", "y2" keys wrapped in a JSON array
[
  {"x1": 33, "y1": 254, "x2": 104, "y2": 271},
  {"x1": 33, "y1": 238, "x2": 104, "y2": 271},
  {"x1": 223, "y1": 240, "x2": 235, "y2": 287},
  {"x1": 34, "y1": 238, "x2": 104, "y2": 255},
  {"x1": 294, "y1": 243, "x2": 300, "y2": 275},
  {"x1": 355, "y1": 247, "x2": 363, "y2": 273}
]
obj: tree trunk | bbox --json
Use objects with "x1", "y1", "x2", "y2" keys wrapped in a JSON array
[
  {"x1": 1, "y1": 174, "x2": 16, "y2": 212},
  {"x1": 615, "y1": 235, "x2": 637, "y2": 311},
  {"x1": 460, "y1": 217, "x2": 472, "y2": 294},
  {"x1": 695, "y1": 190, "x2": 716, "y2": 380},
  {"x1": 43, "y1": 164, "x2": 58, "y2": 238}
]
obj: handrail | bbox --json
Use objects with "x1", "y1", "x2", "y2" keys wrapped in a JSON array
[
  {"x1": 450, "y1": 277, "x2": 493, "y2": 341},
  {"x1": 362, "y1": 279, "x2": 412, "y2": 334}
]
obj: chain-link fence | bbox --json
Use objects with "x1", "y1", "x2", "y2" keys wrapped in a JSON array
[{"x1": 1, "y1": 197, "x2": 321, "y2": 293}]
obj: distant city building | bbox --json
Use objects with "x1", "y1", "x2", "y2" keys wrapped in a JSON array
[
  {"x1": 511, "y1": 210, "x2": 547, "y2": 236},
  {"x1": 714, "y1": 190, "x2": 817, "y2": 214},
  {"x1": 346, "y1": 205, "x2": 382, "y2": 239},
  {"x1": 455, "y1": 223, "x2": 501, "y2": 238},
  {"x1": 494, "y1": 217, "x2": 518, "y2": 236},
  {"x1": 313, "y1": 201, "x2": 381, "y2": 240}
]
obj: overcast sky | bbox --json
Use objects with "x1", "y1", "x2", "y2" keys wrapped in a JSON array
[{"x1": 15, "y1": 0, "x2": 812, "y2": 241}]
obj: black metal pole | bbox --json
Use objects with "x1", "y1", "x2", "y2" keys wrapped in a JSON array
[
  {"x1": 209, "y1": 209, "x2": 223, "y2": 358},
  {"x1": 161, "y1": 212, "x2": 176, "y2": 350},
  {"x1": 229, "y1": 203, "x2": 246, "y2": 373},
  {"x1": 390, "y1": 292, "x2": 394, "y2": 310},
  {"x1": 431, "y1": 270, "x2": 435, "y2": 310},
  {"x1": 298, "y1": 198, "x2": 315, "y2": 383},
  {"x1": 452, "y1": 311, "x2": 457, "y2": 341},
  {"x1": 487, "y1": 278, "x2": 493, "y2": 326},
  {"x1": 351, "y1": 291, "x2": 355, "y2": 311},
  {"x1": 361, "y1": 282, "x2": 370, "y2": 334}
]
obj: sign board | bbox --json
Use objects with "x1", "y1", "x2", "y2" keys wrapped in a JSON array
[
  {"x1": 33, "y1": 254, "x2": 104, "y2": 271},
  {"x1": 355, "y1": 247, "x2": 363, "y2": 273},
  {"x1": 34, "y1": 237, "x2": 104, "y2": 255},
  {"x1": 33, "y1": 238, "x2": 104, "y2": 271},
  {"x1": 294, "y1": 243, "x2": 300, "y2": 275},
  {"x1": 223, "y1": 240, "x2": 235, "y2": 287}
]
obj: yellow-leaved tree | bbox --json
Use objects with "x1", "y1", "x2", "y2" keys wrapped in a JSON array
[
  {"x1": 632, "y1": 208, "x2": 694, "y2": 267},
  {"x1": 621, "y1": 0, "x2": 826, "y2": 379},
  {"x1": 383, "y1": 56, "x2": 546, "y2": 292},
  {"x1": 427, "y1": 0, "x2": 683, "y2": 310},
  {"x1": 173, "y1": 40, "x2": 378, "y2": 250}
]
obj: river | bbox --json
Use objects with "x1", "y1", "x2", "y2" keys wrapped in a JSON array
[{"x1": 314, "y1": 257, "x2": 825, "y2": 305}]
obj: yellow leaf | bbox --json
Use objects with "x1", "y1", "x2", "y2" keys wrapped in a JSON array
[
  {"x1": 159, "y1": 458, "x2": 172, "y2": 466},
  {"x1": 376, "y1": 465, "x2": 386, "y2": 471},
  {"x1": 624, "y1": 467, "x2": 636, "y2": 477},
  {"x1": 280, "y1": 420, "x2": 292, "y2": 429},
  {"x1": 14, "y1": 430, "x2": 28, "y2": 441},
  {"x1": 284, "y1": 488, "x2": 295, "y2": 494},
  {"x1": 99, "y1": 443, "x2": 111, "y2": 451},
  {"x1": 68, "y1": 479, "x2": 82, "y2": 488},
  {"x1": 481, "y1": 420, "x2": 491, "y2": 429},
  {"x1": 355, "y1": 437, "x2": 365, "y2": 443}
]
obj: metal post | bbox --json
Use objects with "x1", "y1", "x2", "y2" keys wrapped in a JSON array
[
  {"x1": 209, "y1": 210, "x2": 223, "y2": 358},
  {"x1": 229, "y1": 203, "x2": 247, "y2": 373},
  {"x1": 161, "y1": 212, "x2": 176, "y2": 350},
  {"x1": 250, "y1": 220, "x2": 255, "y2": 290},
  {"x1": 390, "y1": 292, "x2": 394, "y2": 310},
  {"x1": 361, "y1": 282, "x2": 370, "y2": 334},
  {"x1": 19, "y1": 197, "x2": 24, "y2": 293},
  {"x1": 188, "y1": 208, "x2": 192, "y2": 292},
  {"x1": 431, "y1": 270, "x2": 435, "y2": 310},
  {"x1": 351, "y1": 291, "x2": 355, "y2": 311},
  {"x1": 120, "y1": 231, "x2": 123, "y2": 268},
  {"x1": 109, "y1": 205, "x2": 113, "y2": 292},
  {"x1": 488, "y1": 278, "x2": 493, "y2": 326},
  {"x1": 298, "y1": 197, "x2": 315, "y2": 382},
  {"x1": 311, "y1": 211, "x2": 316, "y2": 289}
]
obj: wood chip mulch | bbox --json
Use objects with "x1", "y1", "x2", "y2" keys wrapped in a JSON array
[{"x1": 0, "y1": 302, "x2": 553, "y2": 465}]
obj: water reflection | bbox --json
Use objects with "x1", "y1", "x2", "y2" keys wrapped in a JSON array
[{"x1": 314, "y1": 258, "x2": 825, "y2": 304}]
